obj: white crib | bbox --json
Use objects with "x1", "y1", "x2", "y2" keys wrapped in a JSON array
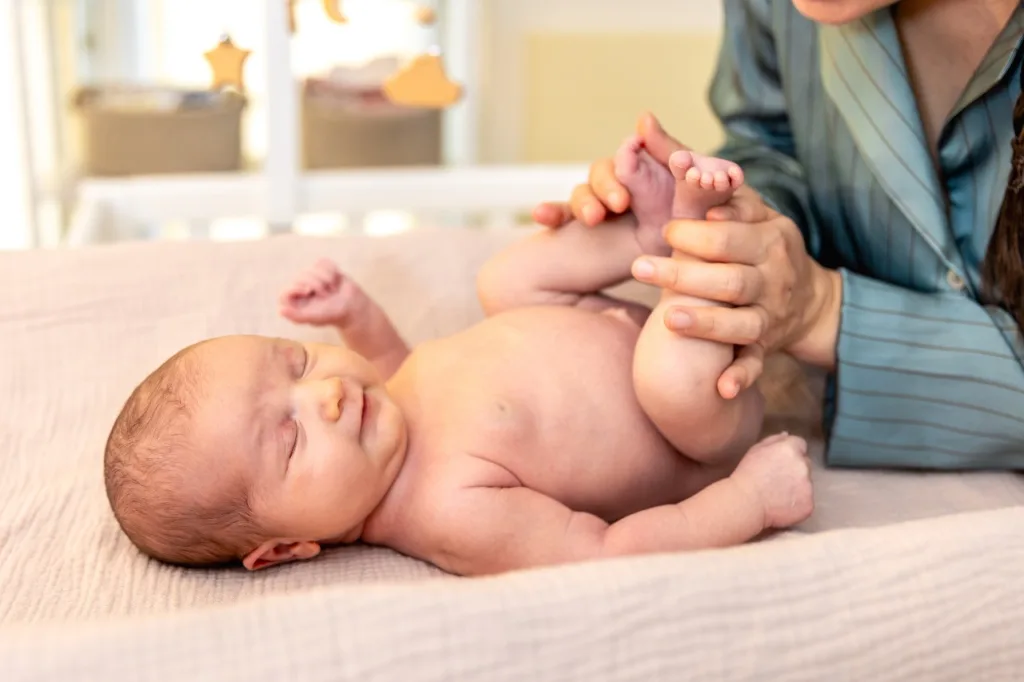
[{"x1": 5, "y1": 0, "x2": 590, "y2": 247}]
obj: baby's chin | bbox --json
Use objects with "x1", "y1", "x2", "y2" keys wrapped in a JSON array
[{"x1": 364, "y1": 387, "x2": 409, "y2": 465}]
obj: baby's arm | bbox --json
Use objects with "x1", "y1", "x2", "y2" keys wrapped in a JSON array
[
  {"x1": 280, "y1": 258, "x2": 409, "y2": 379},
  {"x1": 476, "y1": 215, "x2": 650, "y2": 325},
  {"x1": 426, "y1": 434, "x2": 812, "y2": 576}
]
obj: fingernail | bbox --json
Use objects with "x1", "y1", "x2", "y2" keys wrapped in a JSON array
[
  {"x1": 633, "y1": 259, "x2": 655, "y2": 280},
  {"x1": 667, "y1": 310, "x2": 692, "y2": 329},
  {"x1": 609, "y1": 190, "x2": 626, "y2": 209},
  {"x1": 583, "y1": 202, "x2": 601, "y2": 224}
]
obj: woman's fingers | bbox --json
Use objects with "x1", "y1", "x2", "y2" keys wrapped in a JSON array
[
  {"x1": 633, "y1": 257, "x2": 764, "y2": 307},
  {"x1": 662, "y1": 304, "x2": 769, "y2": 346},
  {"x1": 578, "y1": 157, "x2": 630, "y2": 220},
  {"x1": 718, "y1": 343, "x2": 766, "y2": 399},
  {"x1": 704, "y1": 185, "x2": 772, "y2": 223},
  {"x1": 531, "y1": 201, "x2": 574, "y2": 229},
  {"x1": 570, "y1": 182, "x2": 607, "y2": 226},
  {"x1": 534, "y1": 156, "x2": 627, "y2": 229},
  {"x1": 662, "y1": 218, "x2": 768, "y2": 265}
]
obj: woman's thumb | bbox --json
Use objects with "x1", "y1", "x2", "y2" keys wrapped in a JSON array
[{"x1": 636, "y1": 112, "x2": 689, "y2": 165}]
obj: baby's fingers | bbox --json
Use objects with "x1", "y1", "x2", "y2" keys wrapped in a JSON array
[
  {"x1": 312, "y1": 258, "x2": 342, "y2": 289},
  {"x1": 282, "y1": 276, "x2": 319, "y2": 302},
  {"x1": 718, "y1": 344, "x2": 765, "y2": 400}
]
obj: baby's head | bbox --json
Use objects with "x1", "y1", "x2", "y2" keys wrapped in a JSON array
[{"x1": 104, "y1": 335, "x2": 408, "y2": 570}]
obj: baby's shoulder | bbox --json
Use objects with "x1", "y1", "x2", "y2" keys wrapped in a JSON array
[{"x1": 371, "y1": 449, "x2": 518, "y2": 562}]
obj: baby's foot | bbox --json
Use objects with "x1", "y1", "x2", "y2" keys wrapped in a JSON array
[
  {"x1": 732, "y1": 433, "x2": 813, "y2": 530},
  {"x1": 279, "y1": 258, "x2": 367, "y2": 327},
  {"x1": 668, "y1": 150, "x2": 744, "y2": 221},
  {"x1": 613, "y1": 135, "x2": 675, "y2": 255}
]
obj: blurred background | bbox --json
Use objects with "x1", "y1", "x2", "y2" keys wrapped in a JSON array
[{"x1": 0, "y1": 0, "x2": 726, "y2": 250}]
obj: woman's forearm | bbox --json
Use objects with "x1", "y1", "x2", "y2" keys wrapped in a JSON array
[{"x1": 788, "y1": 265, "x2": 843, "y2": 372}]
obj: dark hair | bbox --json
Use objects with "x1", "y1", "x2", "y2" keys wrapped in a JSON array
[
  {"x1": 981, "y1": 65, "x2": 1024, "y2": 329},
  {"x1": 103, "y1": 345, "x2": 262, "y2": 566}
]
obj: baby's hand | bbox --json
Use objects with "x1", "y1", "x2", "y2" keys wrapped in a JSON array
[
  {"x1": 732, "y1": 433, "x2": 814, "y2": 530},
  {"x1": 279, "y1": 258, "x2": 364, "y2": 327}
]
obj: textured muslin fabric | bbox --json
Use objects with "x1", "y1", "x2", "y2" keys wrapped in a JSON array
[{"x1": 1, "y1": 229, "x2": 1022, "y2": 680}]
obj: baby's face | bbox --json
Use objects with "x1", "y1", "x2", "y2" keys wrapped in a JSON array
[{"x1": 191, "y1": 335, "x2": 407, "y2": 561}]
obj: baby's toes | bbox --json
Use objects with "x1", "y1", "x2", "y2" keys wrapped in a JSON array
[
  {"x1": 727, "y1": 165, "x2": 744, "y2": 187},
  {"x1": 699, "y1": 171, "x2": 717, "y2": 190},
  {"x1": 669, "y1": 150, "x2": 696, "y2": 181},
  {"x1": 684, "y1": 166, "x2": 702, "y2": 187},
  {"x1": 712, "y1": 170, "x2": 731, "y2": 192}
]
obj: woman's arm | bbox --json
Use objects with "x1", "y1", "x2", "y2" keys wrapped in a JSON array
[
  {"x1": 826, "y1": 272, "x2": 1024, "y2": 469},
  {"x1": 641, "y1": 0, "x2": 1024, "y2": 469}
]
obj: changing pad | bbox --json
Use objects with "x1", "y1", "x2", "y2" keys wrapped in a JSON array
[{"x1": 2, "y1": 229, "x2": 1023, "y2": 680}]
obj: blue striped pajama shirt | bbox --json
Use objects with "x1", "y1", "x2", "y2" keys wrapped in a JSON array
[{"x1": 708, "y1": 1, "x2": 1024, "y2": 468}]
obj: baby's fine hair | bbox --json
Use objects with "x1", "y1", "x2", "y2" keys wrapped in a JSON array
[{"x1": 104, "y1": 343, "x2": 261, "y2": 566}]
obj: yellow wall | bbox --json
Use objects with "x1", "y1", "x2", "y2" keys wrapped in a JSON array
[{"x1": 523, "y1": 32, "x2": 725, "y2": 163}]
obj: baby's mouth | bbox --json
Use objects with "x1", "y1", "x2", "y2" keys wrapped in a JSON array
[{"x1": 360, "y1": 391, "x2": 371, "y2": 429}]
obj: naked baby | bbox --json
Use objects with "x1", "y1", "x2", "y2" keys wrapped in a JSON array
[{"x1": 104, "y1": 138, "x2": 813, "y2": 576}]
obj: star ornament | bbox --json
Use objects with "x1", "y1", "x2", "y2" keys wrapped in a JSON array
[{"x1": 204, "y1": 36, "x2": 252, "y2": 92}]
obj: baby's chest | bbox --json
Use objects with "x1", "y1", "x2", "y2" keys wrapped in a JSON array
[{"x1": 437, "y1": 375, "x2": 659, "y2": 486}]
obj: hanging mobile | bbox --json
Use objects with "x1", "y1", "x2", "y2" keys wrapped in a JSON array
[
  {"x1": 203, "y1": 34, "x2": 252, "y2": 92},
  {"x1": 383, "y1": 46, "x2": 461, "y2": 109},
  {"x1": 413, "y1": 5, "x2": 436, "y2": 25},
  {"x1": 322, "y1": 0, "x2": 347, "y2": 23}
]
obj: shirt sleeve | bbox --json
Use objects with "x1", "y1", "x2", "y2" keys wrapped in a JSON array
[
  {"x1": 706, "y1": 0, "x2": 1024, "y2": 469},
  {"x1": 830, "y1": 272, "x2": 1024, "y2": 469}
]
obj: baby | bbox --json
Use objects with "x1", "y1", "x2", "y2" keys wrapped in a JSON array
[{"x1": 104, "y1": 139, "x2": 813, "y2": 576}]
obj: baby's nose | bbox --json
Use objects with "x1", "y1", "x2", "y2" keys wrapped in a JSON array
[{"x1": 317, "y1": 377, "x2": 345, "y2": 422}]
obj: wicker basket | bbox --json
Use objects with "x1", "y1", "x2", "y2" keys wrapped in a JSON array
[
  {"x1": 72, "y1": 87, "x2": 246, "y2": 176},
  {"x1": 301, "y1": 80, "x2": 441, "y2": 169}
]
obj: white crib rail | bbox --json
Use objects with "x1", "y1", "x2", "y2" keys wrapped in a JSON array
[{"x1": 65, "y1": 164, "x2": 590, "y2": 245}]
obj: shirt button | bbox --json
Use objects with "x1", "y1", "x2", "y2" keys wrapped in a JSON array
[{"x1": 946, "y1": 269, "x2": 966, "y2": 291}]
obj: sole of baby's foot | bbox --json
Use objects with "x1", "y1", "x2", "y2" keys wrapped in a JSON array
[
  {"x1": 669, "y1": 150, "x2": 744, "y2": 221},
  {"x1": 613, "y1": 135, "x2": 674, "y2": 255},
  {"x1": 733, "y1": 433, "x2": 813, "y2": 530},
  {"x1": 279, "y1": 258, "x2": 366, "y2": 327}
]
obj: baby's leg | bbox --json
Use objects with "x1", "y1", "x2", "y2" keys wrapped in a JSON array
[
  {"x1": 279, "y1": 258, "x2": 409, "y2": 379},
  {"x1": 476, "y1": 214, "x2": 651, "y2": 325},
  {"x1": 477, "y1": 136, "x2": 678, "y2": 326},
  {"x1": 633, "y1": 152, "x2": 763, "y2": 466}
]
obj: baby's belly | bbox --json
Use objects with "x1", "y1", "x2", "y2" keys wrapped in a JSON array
[{"x1": 449, "y1": 306, "x2": 702, "y2": 522}]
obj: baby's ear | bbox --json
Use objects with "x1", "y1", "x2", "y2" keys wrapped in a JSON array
[{"x1": 242, "y1": 540, "x2": 321, "y2": 571}]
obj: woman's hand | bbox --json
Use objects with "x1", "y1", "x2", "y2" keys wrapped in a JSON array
[
  {"x1": 531, "y1": 112, "x2": 685, "y2": 229},
  {"x1": 531, "y1": 111, "x2": 843, "y2": 399},
  {"x1": 632, "y1": 191, "x2": 843, "y2": 399}
]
